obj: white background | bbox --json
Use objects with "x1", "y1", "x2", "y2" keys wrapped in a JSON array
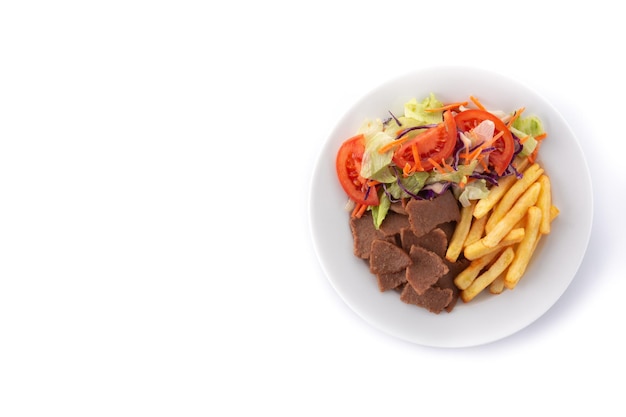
[{"x1": 1, "y1": 1, "x2": 624, "y2": 416}]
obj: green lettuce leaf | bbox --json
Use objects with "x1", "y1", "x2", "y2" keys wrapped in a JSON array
[
  {"x1": 510, "y1": 126, "x2": 538, "y2": 157},
  {"x1": 458, "y1": 179, "x2": 489, "y2": 207},
  {"x1": 360, "y1": 131, "x2": 396, "y2": 181},
  {"x1": 403, "y1": 93, "x2": 444, "y2": 125},
  {"x1": 511, "y1": 114, "x2": 544, "y2": 157},
  {"x1": 385, "y1": 171, "x2": 429, "y2": 200},
  {"x1": 371, "y1": 192, "x2": 391, "y2": 230},
  {"x1": 512, "y1": 114, "x2": 544, "y2": 137}
]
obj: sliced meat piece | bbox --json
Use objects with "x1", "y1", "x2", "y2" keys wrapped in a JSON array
[
  {"x1": 400, "y1": 227, "x2": 448, "y2": 257},
  {"x1": 405, "y1": 190, "x2": 461, "y2": 237},
  {"x1": 369, "y1": 240, "x2": 412, "y2": 275},
  {"x1": 437, "y1": 221, "x2": 457, "y2": 243},
  {"x1": 376, "y1": 269, "x2": 407, "y2": 292},
  {"x1": 394, "y1": 282, "x2": 407, "y2": 293},
  {"x1": 389, "y1": 200, "x2": 408, "y2": 215},
  {"x1": 378, "y1": 211, "x2": 410, "y2": 238},
  {"x1": 350, "y1": 211, "x2": 385, "y2": 259},
  {"x1": 405, "y1": 245, "x2": 449, "y2": 295},
  {"x1": 437, "y1": 258, "x2": 471, "y2": 312},
  {"x1": 400, "y1": 284, "x2": 454, "y2": 314}
]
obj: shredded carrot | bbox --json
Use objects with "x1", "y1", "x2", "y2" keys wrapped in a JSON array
[
  {"x1": 460, "y1": 146, "x2": 475, "y2": 164},
  {"x1": 351, "y1": 202, "x2": 368, "y2": 218},
  {"x1": 466, "y1": 145, "x2": 484, "y2": 162},
  {"x1": 519, "y1": 135, "x2": 531, "y2": 144},
  {"x1": 366, "y1": 179, "x2": 380, "y2": 187},
  {"x1": 411, "y1": 143, "x2": 424, "y2": 172},
  {"x1": 478, "y1": 155, "x2": 490, "y2": 172},
  {"x1": 424, "y1": 101, "x2": 468, "y2": 112},
  {"x1": 402, "y1": 163, "x2": 412, "y2": 177},
  {"x1": 354, "y1": 203, "x2": 368, "y2": 218},
  {"x1": 469, "y1": 95, "x2": 486, "y2": 110},
  {"x1": 485, "y1": 130, "x2": 504, "y2": 147},
  {"x1": 428, "y1": 158, "x2": 445, "y2": 174},
  {"x1": 527, "y1": 141, "x2": 541, "y2": 163},
  {"x1": 378, "y1": 137, "x2": 407, "y2": 154},
  {"x1": 506, "y1": 107, "x2": 526, "y2": 128},
  {"x1": 535, "y1": 132, "x2": 547, "y2": 141},
  {"x1": 442, "y1": 159, "x2": 454, "y2": 173}
]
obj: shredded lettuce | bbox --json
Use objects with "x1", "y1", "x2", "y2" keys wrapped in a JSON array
[
  {"x1": 388, "y1": 171, "x2": 429, "y2": 200},
  {"x1": 383, "y1": 115, "x2": 429, "y2": 137},
  {"x1": 426, "y1": 161, "x2": 478, "y2": 185},
  {"x1": 512, "y1": 127, "x2": 538, "y2": 157},
  {"x1": 372, "y1": 171, "x2": 429, "y2": 229},
  {"x1": 458, "y1": 179, "x2": 489, "y2": 207},
  {"x1": 357, "y1": 118, "x2": 383, "y2": 140},
  {"x1": 511, "y1": 114, "x2": 544, "y2": 157},
  {"x1": 360, "y1": 130, "x2": 396, "y2": 182},
  {"x1": 371, "y1": 192, "x2": 391, "y2": 229},
  {"x1": 403, "y1": 93, "x2": 444, "y2": 125},
  {"x1": 512, "y1": 114, "x2": 544, "y2": 137}
]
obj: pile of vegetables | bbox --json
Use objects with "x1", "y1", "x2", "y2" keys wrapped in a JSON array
[{"x1": 336, "y1": 94, "x2": 547, "y2": 228}]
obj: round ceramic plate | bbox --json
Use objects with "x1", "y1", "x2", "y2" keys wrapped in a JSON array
[{"x1": 309, "y1": 66, "x2": 593, "y2": 348}]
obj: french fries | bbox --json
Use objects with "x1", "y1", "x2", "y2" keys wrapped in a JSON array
[
  {"x1": 463, "y1": 227, "x2": 524, "y2": 261},
  {"x1": 489, "y1": 274, "x2": 505, "y2": 294},
  {"x1": 473, "y1": 156, "x2": 530, "y2": 220},
  {"x1": 481, "y1": 182, "x2": 541, "y2": 248},
  {"x1": 445, "y1": 201, "x2": 475, "y2": 262},
  {"x1": 460, "y1": 247, "x2": 514, "y2": 302},
  {"x1": 473, "y1": 174, "x2": 518, "y2": 220},
  {"x1": 504, "y1": 206, "x2": 542, "y2": 289},
  {"x1": 537, "y1": 175, "x2": 552, "y2": 235},
  {"x1": 452, "y1": 160, "x2": 558, "y2": 303},
  {"x1": 484, "y1": 163, "x2": 544, "y2": 233},
  {"x1": 454, "y1": 250, "x2": 500, "y2": 290},
  {"x1": 464, "y1": 214, "x2": 488, "y2": 247}
]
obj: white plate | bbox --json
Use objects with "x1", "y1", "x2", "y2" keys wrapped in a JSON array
[{"x1": 309, "y1": 66, "x2": 593, "y2": 348}]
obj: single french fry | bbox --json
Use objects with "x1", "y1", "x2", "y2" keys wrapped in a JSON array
[
  {"x1": 489, "y1": 274, "x2": 505, "y2": 294},
  {"x1": 485, "y1": 163, "x2": 544, "y2": 232},
  {"x1": 537, "y1": 175, "x2": 552, "y2": 235},
  {"x1": 464, "y1": 213, "x2": 488, "y2": 247},
  {"x1": 446, "y1": 201, "x2": 475, "y2": 262},
  {"x1": 481, "y1": 182, "x2": 541, "y2": 248},
  {"x1": 454, "y1": 250, "x2": 501, "y2": 290},
  {"x1": 526, "y1": 204, "x2": 559, "y2": 266},
  {"x1": 513, "y1": 211, "x2": 529, "y2": 229},
  {"x1": 550, "y1": 205, "x2": 560, "y2": 220},
  {"x1": 528, "y1": 205, "x2": 559, "y2": 255},
  {"x1": 504, "y1": 206, "x2": 542, "y2": 289},
  {"x1": 461, "y1": 247, "x2": 515, "y2": 302},
  {"x1": 463, "y1": 227, "x2": 525, "y2": 260}
]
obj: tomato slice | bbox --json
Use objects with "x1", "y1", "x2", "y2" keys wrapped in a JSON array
[
  {"x1": 392, "y1": 110, "x2": 457, "y2": 172},
  {"x1": 454, "y1": 109, "x2": 515, "y2": 175},
  {"x1": 335, "y1": 134, "x2": 379, "y2": 206}
]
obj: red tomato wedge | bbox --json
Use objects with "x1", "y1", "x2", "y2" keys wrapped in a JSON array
[
  {"x1": 454, "y1": 109, "x2": 515, "y2": 175},
  {"x1": 392, "y1": 110, "x2": 457, "y2": 172},
  {"x1": 335, "y1": 134, "x2": 379, "y2": 206}
]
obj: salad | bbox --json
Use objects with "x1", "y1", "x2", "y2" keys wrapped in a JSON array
[{"x1": 336, "y1": 94, "x2": 547, "y2": 227}]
